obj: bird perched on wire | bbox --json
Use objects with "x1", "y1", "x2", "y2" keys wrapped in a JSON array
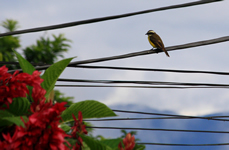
[{"x1": 145, "y1": 30, "x2": 170, "y2": 57}]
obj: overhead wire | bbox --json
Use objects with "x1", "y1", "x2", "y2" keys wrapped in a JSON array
[
  {"x1": 4, "y1": 61, "x2": 229, "y2": 76},
  {"x1": 71, "y1": 65, "x2": 229, "y2": 76},
  {"x1": 0, "y1": 0, "x2": 222, "y2": 37},
  {"x1": 86, "y1": 126, "x2": 229, "y2": 134},
  {"x1": 111, "y1": 109, "x2": 229, "y2": 121},
  {"x1": 57, "y1": 78, "x2": 229, "y2": 87},
  {"x1": 84, "y1": 116, "x2": 229, "y2": 122},
  {"x1": 55, "y1": 84, "x2": 229, "y2": 89},
  {"x1": 136, "y1": 142, "x2": 229, "y2": 146},
  {"x1": 7, "y1": 35, "x2": 229, "y2": 73}
]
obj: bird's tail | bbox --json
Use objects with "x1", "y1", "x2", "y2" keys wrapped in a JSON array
[{"x1": 163, "y1": 48, "x2": 170, "y2": 57}]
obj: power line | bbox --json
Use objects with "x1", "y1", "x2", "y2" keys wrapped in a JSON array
[
  {"x1": 66, "y1": 36, "x2": 229, "y2": 66},
  {"x1": 57, "y1": 78, "x2": 229, "y2": 87},
  {"x1": 3, "y1": 61, "x2": 229, "y2": 76},
  {"x1": 111, "y1": 109, "x2": 229, "y2": 122},
  {"x1": 0, "y1": 0, "x2": 222, "y2": 37},
  {"x1": 71, "y1": 65, "x2": 229, "y2": 76},
  {"x1": 55, "y1": 84, "x2": 229, "y2": 89},
  {"x1": 63, "y1": 105, "x2": 229, "y2": 122},
  {"x1": 7, "y1": 35, "x2": 229, "y2": 73},
  {"x1": 137, "y1": 142, "x2": 229, "y2": 146},
  {"x1": 86, "y1": 126, "x2": 229, "y2": 134},
  {"x1": 84, "y1": 116, "x2": 229, "y2": 122}
]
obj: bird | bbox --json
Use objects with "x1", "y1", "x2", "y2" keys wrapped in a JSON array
[{"x1": 145, "y1": 30, "x2": 170, "y2": 57}]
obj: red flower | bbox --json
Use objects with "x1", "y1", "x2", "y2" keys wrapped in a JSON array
[
  {"x1": 118, "y1": 133, "x2": 135, "y2": 150},
  {"x1": 0, "y1": 102, "x2": 70, "y2": 150},
  {"x1": 71, "y1": 111, "x2": 88, "y2": 150},
  {"x1": 0, "y1": 66, "x2": 44, "y2": 109},
  {"x1": 30, "y1": 87, "x2": 47, "y2": 113},
  {"x1": 71, "y1": 111, "x2": 87, "y2": 137}
]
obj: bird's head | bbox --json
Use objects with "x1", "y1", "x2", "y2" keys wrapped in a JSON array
[{"x1": 145, "y1": 30, "x2": 155, "y2": 36}]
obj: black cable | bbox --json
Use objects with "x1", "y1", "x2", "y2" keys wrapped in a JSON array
[
  {"x1": 86, "y1": 126, "x2": 229, "y2": 134},
  {"x1": 72, "y1": 65, "x2": 229, "y2": 76},
  {"x1": 55, "y1": 84, "x2": 229, "y2": 89},
  {"x1": 111, "y1": 109, "x2": 229, "y2": 122},
  {"x1": 57, "y1": 78, "x2": 229, "y2": 87},
  {"x1": 136, "y1": 142, "x2": 229, "y2": 146},
  {"x1": 7, "y1": 35, "x2": 229, "y2": 73},
  {"x1": 0, "y1": 0, "x2": 222, "y2": 37},
  {"x1": 84, "y1": 116, "x2": 229, "y2": 122},
  {"x1": 84, "y1": 117, "x2": 184, "y2": 121},
  {"x1": 3, "y1": 61, "x2": 229, "y2": 76}
]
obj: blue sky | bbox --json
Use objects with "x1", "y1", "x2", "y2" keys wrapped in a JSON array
[{"x1": 1, "y1": 0, "x2": 229, "y2": 116}]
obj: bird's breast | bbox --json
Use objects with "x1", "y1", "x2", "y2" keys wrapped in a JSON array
[{"x1": 148, "y1": 36, "x2": 156, "y2": 48}]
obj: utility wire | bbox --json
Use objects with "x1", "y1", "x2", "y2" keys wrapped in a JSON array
[
  {"x1": 111, "y1": 109, "x2": 229, "y2": 122},
  {"x1": 0, "y1": 0, "x2": 222, "y2": 37},
  {"x1": 137, "y1": 142, "x2": 229, "y2": 146},
  {"x1": 5, "y1": 61, "x2": 229, "y2": 76},
  {"x1": 7, "y1": 35, "x2": 229, "y2": 73},
  {"x1": 55, "y1": 84, "x2": 229, "y2": 89},
  {"x1": 57, "y1": 78, "x2": 229, "y2": 87},
  {"x1": 62, "y1": 105, "x2": 229, "y2": 122},
  {"x1": 71, "y1": 65, "x2": 229, "y2": 76},
  {"x1": 86, "y1": 126, "x2": 229, "y2": 134},
  {"x1": 84, "y1": 116, "x2": 229, "y2": 122}
]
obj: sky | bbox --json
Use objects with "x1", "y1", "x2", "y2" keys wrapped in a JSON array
[{"x1": 1, "y1": 0, "x2": 229, "y2": 117}]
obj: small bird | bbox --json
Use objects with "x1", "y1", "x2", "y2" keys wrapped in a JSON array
[{"x1": 145, "y1": 30, "x2": 170, "y2": 57}]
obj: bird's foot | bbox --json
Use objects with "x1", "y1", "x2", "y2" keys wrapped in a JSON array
[
  {"x1": 154, "y1": 48, "x2": 163, "y2": 53},
  {"x1": 148, "y1": 48, "x2": 154, "y2": 53}
]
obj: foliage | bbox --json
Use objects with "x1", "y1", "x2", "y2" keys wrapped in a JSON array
[
  {"x1": 54, "y1": 90, "x2": 74, "y2": 106},
  {"x1": 0, "y1": 53, "x2": 136, "y2": 150},
  {"x1": 1, "y1": 19, "x2": 20, "y2": 32},
  {"x1": 0, "y1": 19, "x2": 20, "y2": 70},
  {"x1": 23, "y1": 34, "x2": 71, "y2": 64},
  {"x1": 0, "y1": 18, "x2": 141, "y2": 149}
]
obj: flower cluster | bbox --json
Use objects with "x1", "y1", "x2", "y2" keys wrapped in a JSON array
[
  {"x1": 118, "y1": 133, "x2": 135, "y2": 150},
  {"x1": 0, "y1": 66, "x2": 88, "y2": 150},
  {"x1": 71, "y1": 112, "x2": 88, "y2": 149},
  {"x1": 1, "y1": 102, "x2": 69, "y2": 150},
  {"x1": 0, "y1": 65, "x2": 43, "y2": 109}
]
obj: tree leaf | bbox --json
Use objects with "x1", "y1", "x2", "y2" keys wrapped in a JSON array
[
  {"x1": 8, "y1": 97, "x2": 30, "y2": 116},
  {"x1": 41, "y1": 57, "x2": 75, "y2": 98},
  {"x1": 81, "y1": 134, "x2": 112, "y2": 150},
  {"x1": 14, "y1": 50, "x2": 35, "y2": 74},
  {"x1": 0, "y1": 110, "x2": 14, "y2": 118},
  {"x1": 0, "y1": 116, "x2": 26, "y2": 127},
  {"x1": 61, "y1": 100, "x2": 117, "y2": 123},
  {"x1": 100, "y1": 138, "x2": 122, "y2": 149},
  {"x1": 60, "y1": 123, "x2": 71, "y2": 133}
]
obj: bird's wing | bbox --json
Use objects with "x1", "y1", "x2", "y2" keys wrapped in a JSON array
[{"x1": 150, "y1": 35, "x2": 170, "y2": 57}]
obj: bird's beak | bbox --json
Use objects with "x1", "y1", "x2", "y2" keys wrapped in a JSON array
[{"x1": 145, "y1": 33, "x2": 148, "y2": 35}]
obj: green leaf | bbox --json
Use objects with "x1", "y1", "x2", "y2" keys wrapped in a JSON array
[
  {"x1": 0, "y1": 110, "x2": 14, "y2": 118},
  {"x1": 100, "y1": 138, "x2": 122, "y2": 149},
  {"x1": 81, "y1": 134, "x2": 112, "y2": 150},
  {"x1": 61, "y1": 100, "x2": 117, "y2": 122},
  {"x1": 14, "y1": 50, "x2": 35, "y2": 74},
  {"x1": 8, "y1": 97, "x2": 30, "y2": 116},
  {"x1": 0, "y1": 116, "x2": 26, "y2": 127},
  {"x1": 60, "y1": 123, "x2": 71, "y2": 133},
  {"x1": 41, "y1": 57, "x2": 75, "y2": 98}
]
